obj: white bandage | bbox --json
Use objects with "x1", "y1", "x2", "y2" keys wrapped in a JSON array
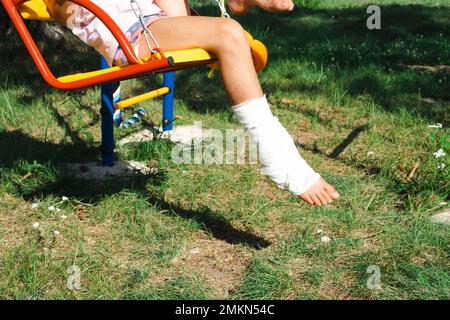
[{"x1": 233, "y1": 95, "x2": 320, "y2": 196}]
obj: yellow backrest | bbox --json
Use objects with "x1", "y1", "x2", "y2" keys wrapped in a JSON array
[{"x1": 18, "y1": 0, "x2": 54, "y2": 21}]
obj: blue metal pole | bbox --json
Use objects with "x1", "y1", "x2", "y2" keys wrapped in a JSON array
[
  {"x1": 100, "y1": 56, "x2": 115, "y2": 167},
  {"x1": 162, "y1": 71, "x2": 175, "y2": 131}
]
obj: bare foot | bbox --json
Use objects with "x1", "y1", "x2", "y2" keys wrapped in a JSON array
[
  {"x1": 227, "y1": 0, "x2": 295, "y2": 15},
  {"x1": 298, "y1": 178, "x2": 340, "y2": 206}
]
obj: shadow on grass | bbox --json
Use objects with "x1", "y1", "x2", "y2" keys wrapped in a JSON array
[
  {"x1": 0, "y1": 130, "x2": 270, "y2": 249},
  {"x1": 1, "y1": 4, "x2": 448, "y2": 121},
  {"x1": 175, "y1": 4, "x2": 449, "y2": 120},
  {"x1": 0, "y1": 3, "x2": 447, "y2": 239},
  {"x1": 143, "y1": 190, "x2": 271, "y2": 248},
  {"x1": 295, "y1": 123, "x2": 381, "y2": 175}
]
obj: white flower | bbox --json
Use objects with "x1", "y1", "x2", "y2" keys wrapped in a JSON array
[
  {"x1": 60, "y1": 215, "x2": 68, "y2": 219},
  {"x1": 320, "y1": 236, "x2": 332, "y2": 243},
  {"x1": 434, "y1": 149, "x2": 446, "y2": 158},
  {"x1": 428, "y1": 123, "x2": 442, "y2": 129},
  {"x1": 56, "y1": 208, "x2": 61, "y2": 213},
  {"x1": 190, "y1": 248, "x2": 200, "y2": 255},
  {"x1": 440, "y1": 202, "x2": 448, "y2": 206},
  {"x1": 31, "y1": 203, "x2": 39, "y2": 209},
  {"x1": 53, "y1": 230, "x2": 60, "y2": 236},
  {"x1": 48, "y1": 206, "x2": 55, "y2": 211},
  {"x1": 62, "y1": 196, "x2": 69, "y2": 202},
  {"x1": 315, "y1": 229, "x2": 323, "y2": 235},
  {"x1": 367, "y1": 151, "x2": 375, "y2": 157},
  {"x1": 32, "y1": 222, "x2": 40, "y2": 229},
  {"x1": 438, "y1": 163, "x2": 446, "y2": 170}
]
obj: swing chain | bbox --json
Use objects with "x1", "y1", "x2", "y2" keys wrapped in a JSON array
[
  {"x1": 215, "y1": 0, "x2": 230, "y2": 18},
  {"x1": 131, "y1": 0, "x2": 229, "y2": 56},
  {"x1": 130, "y1": 0, "x2": 160, "y2": 54}
]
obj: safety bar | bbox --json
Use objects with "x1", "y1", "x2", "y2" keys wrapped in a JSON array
[
  {"x1": 115, "y1": 87, "x2": 170, "y2": 110},
  {"x1": 13, "y1": 0, "x2": 141, "y2": 64}
]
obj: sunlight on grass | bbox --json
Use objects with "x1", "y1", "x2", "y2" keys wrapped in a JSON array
[{"x1": 0, "y1": 0, "x2": 448, "y2": 299}]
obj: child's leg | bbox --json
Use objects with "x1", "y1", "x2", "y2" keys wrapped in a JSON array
[
  {"x1": 139, "y1": 17, "x2": 339, "y2": 205},
  {"x1": 227, "y1": 0, "x2": 294, "y2": 15},
  {"x1": 154, "y1": 0, "x2": 190, "y2": 17},
  {"x1": 142, "y1": 17, "x2": 262, "y2": 104}
]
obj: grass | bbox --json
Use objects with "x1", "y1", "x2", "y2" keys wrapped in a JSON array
[{"x1": 0, "y1": 0, "x2": 449, "y2": 299}]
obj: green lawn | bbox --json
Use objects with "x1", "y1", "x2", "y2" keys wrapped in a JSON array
[{"x1": 0, "y1": 0, "x2": 449, "y2": 299}]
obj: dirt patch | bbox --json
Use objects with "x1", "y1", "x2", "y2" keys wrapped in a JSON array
[
  {"x1": 0, "y1": 193, "x2": 31, "y2": 254},
  {"x1": 170, "y1": 231, "x2": 252, "y2": 298},
  {"x1": 65, "y1": 161, "x2": 157, "y2": 180},
  {"x1": 293, "y1": 129, "x2": 321, "y2": 148},
  {"x1": 318, "y1": 272, "x2": 358, "y2": 299}
]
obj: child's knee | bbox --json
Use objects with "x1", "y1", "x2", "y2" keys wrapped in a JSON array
[{"x1": 216, "y1": 18, "x2": 248, "y2": 50}]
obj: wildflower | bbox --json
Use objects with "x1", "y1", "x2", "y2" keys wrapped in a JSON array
[
  {"x1": 32, "y1": 222, "x2": 40, "y2": 229},
  {"x1": 367, "y1": 151, "x2": 375, "y2": 158},
  {"x1": 315, "y1": 229, "x2": 323, "y2": 235},
  {"x1": 62, "y1": 196, "x2": 69, "y2": 202},
  {"x1": 190, "y1": 248, "x2": 200, "y2": 255},
  {"x1": 434, "y1": 149, "x2": 446, "y2": 158},
  {"x1": 56, "y1": 208, "x2": 61, "y2": 213},
  {"x1": 438, "y1": 163, "x2": 446, "y2": 170},
  {"x1": 320, "y1": 236, "x2": 332, "y2": 243},
  {"x1": 31, "y1": 203, "x2": 39, "y2": 209},
  {"x1": 53, "y1": 230, "x2": 60, "y2": 236},
  {"x1": 48, "y1": 206, "x2": 56, "y2": 211},
  {"x1": 428, "y1": 123, "x2": 442, "y2": 129},
  {"x1": 60, "y1": 215, "x2": 68, "y2": 220},
  {"x1": 440, "y1": 202, "x2": 448, "y2": 206}
]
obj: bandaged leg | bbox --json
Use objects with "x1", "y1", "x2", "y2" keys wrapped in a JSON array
[{"x1": 233, "y1": 95, "x2": 320, "y2": 196}]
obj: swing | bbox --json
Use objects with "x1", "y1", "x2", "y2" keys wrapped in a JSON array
[
  {"x1": 2, "y1": 0, "x2": 267, "y2": 89},
  {"x1": 1, "y1": 0, "x2": 268, "y2": 166}
]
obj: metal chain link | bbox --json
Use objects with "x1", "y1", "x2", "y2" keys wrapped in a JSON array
[
  {"x1": 215, "y1": 0, "x2": 230, "y2": 18},
  {"x1": 131, "y1": 0, "x2": 230, "y2": 55},
  {"x1": 130, "y1": 0, "x2": 160, "y2": 53}
]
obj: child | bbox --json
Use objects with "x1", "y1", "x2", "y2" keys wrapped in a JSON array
[{"x1": 45, "y1": 0, "x2": 340, "y2": 206}]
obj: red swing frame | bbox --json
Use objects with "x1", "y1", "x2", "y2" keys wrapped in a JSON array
[{"x1": 1, "y1": 0, "x2": 214, "y2": 90}]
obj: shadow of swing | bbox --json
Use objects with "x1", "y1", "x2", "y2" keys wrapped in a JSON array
[
  {"x1": 328, "y1": 124, "x2": 367, "y2": 159},
  {"x1": 1, "y1": 3, "x2": 448, "y2": 121},
  {"x1": 296, "y1": 124, "x2": 381, "y2": 175},
  {"x1": 0, "y1": 130, "x2": 271, "y2": 249}
]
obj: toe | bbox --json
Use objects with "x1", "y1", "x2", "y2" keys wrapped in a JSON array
[
  {"x1": 299, "y1": 193, "x2": 314, "y2": 205},
  {"x1": 321, "y1": 190, "x2": 333, "y2": 204},
  {"x1": 310, "y1": 194, "x2": 323, "y2": 206},
  {"x1": 316, "y1": 192, "x2": 329, "y2": 205},
  {"x1": 324, "y1": 183, "x2": 340, "y2": 199}
]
